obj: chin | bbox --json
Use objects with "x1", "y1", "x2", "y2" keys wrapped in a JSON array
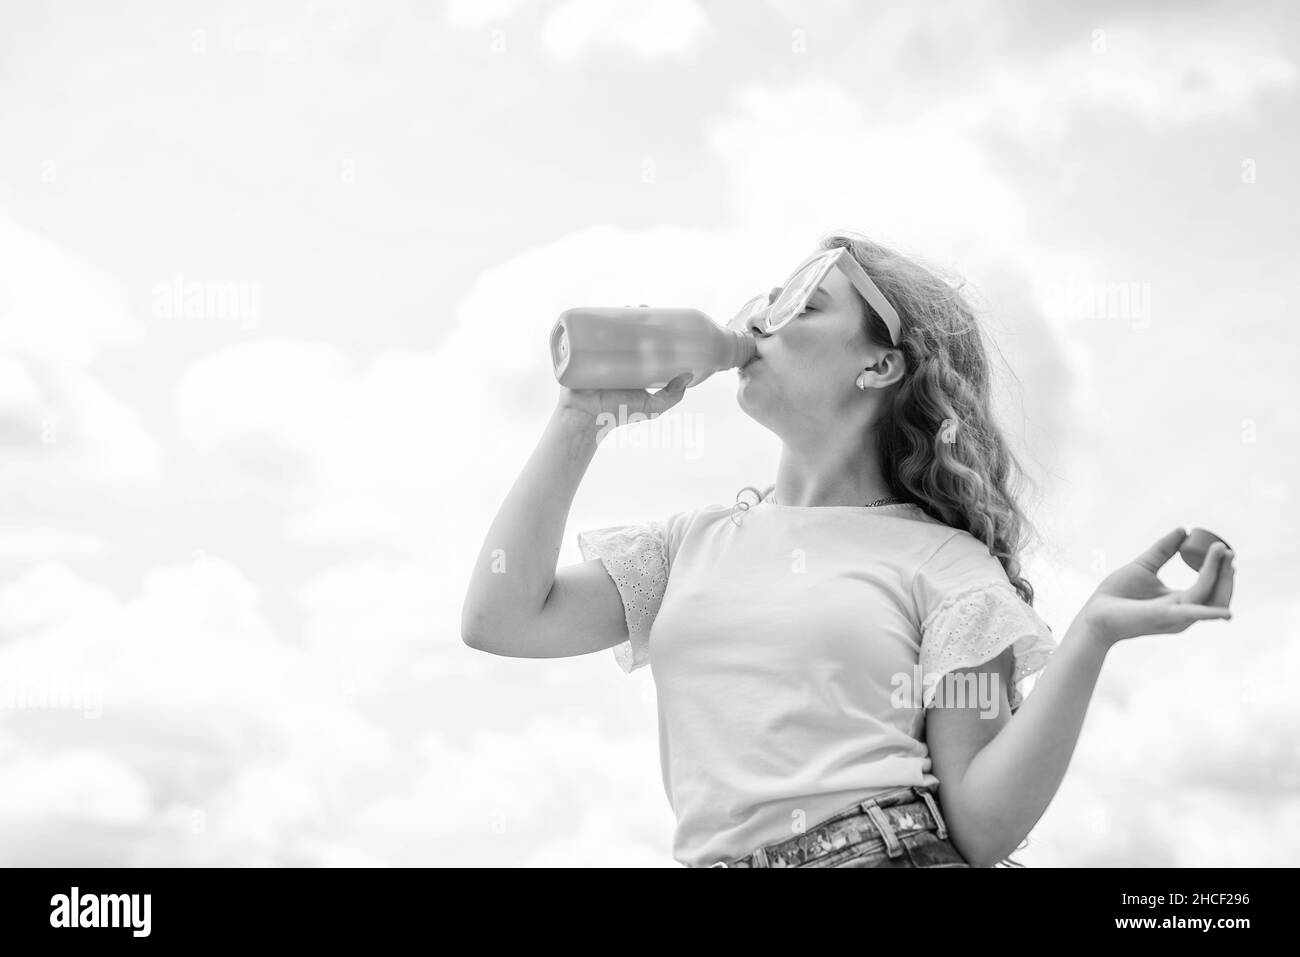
[{"x1": 735, "y1": 382, "x2": 768, "y2": 425}]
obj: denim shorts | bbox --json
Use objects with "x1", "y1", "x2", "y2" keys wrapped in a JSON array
[{"x1": 706, "y1": 784, "x2": 971, "y2": 868}]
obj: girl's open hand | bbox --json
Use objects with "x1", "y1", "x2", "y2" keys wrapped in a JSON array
[{"x1": 1081, "y1": 527, "x2": 1235, "y2": 649}]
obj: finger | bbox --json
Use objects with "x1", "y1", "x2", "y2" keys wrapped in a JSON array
[
  {"x1": 648, "y1": 373, "x2": 692, "y2": 412},
  {"x1": 1209, "y1": 549, "x2": 1235, "y2": 608},
  {"x1": 1135, "y1": 526, "x2": 1187, "y2": 573},
  {"x1": 1164, "y1": 601, "x2": 1233, "y2": 630},
  {"x1": 1183, "y1": 542, "x2": 1229, "y2": 605}
]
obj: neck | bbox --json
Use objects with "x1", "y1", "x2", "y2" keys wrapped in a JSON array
[{"x1": 771, "y1": 432, "x2": 894, "y2": 507}]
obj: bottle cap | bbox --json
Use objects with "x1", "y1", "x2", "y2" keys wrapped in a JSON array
[{"x1": 1179, "y1": 528, "x2": 1231, "y2": 571}]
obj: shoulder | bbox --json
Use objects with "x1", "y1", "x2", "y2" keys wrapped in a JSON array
[
  {"x1": 910, "y1": 528, "x2": 1010, "y2": 620},
  {"x1": 646, "y1": 502, "x2": 734, "y2": 568},
  {"x1": 922, "y1": 528, "x2": 1004, "y2": 569},
  {"x1": 915, "y1": 522, "x2": 1003, "y2": 574},
  {"x1": 665, "y1": 501, "x2": 731, "y2": 540},
  {"x1": 661, "y1": 501, "x2": 737, "y2": 534}
]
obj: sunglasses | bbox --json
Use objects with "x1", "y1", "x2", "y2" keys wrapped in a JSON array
[{"x1": 726, "y1": 247, "x2": 901, "y2": 346}]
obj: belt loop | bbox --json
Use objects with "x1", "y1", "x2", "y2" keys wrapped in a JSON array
[
  {"x1": 861, "y1": 802, "x2": 904, "y2": 858},
  {"x1": 751, "y1": 846, "x2": 770, "y2": 868},
  {"x1": 917, "y1": 788, "x2": 949, "y2": 840}
]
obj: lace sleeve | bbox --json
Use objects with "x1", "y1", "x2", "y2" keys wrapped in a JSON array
[
  {"x1": 919, "y1": 580, "x2": 1057, "y2": 712},
  {"x1": 576, "y1": 521, "x2": 670, "y2": 674}
]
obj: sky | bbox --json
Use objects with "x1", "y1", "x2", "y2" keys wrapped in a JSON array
[{"x1": 0, "y1": 0, "x2": 1297, "y2": 866}]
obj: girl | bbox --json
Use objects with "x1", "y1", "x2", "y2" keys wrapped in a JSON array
[{"x1": 461, "y1": 232, "x2": 1236, "y2": 868}]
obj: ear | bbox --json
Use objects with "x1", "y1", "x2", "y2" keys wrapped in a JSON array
[{"x1": 876, "y1": 348, "x2": 908, "y2": 385}]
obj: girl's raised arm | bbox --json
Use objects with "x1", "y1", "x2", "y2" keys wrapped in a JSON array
[{"x1": 460, "y1": 375, "x2": 691, "y2": 659}]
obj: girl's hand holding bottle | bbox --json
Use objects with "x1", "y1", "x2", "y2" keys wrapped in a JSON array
[{"x1": 556, "y1": 372, "x2": 695, "y2": 435}]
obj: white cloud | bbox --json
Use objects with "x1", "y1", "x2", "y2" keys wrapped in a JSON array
[
  {"x1": 444, "y1": 0, "x2": 540, "y2": 32},
  {"x1": 0, "y1": 749, "x2": 151, "y2": 825},
  {"x1": 971, "y1": 22, "x2": 1297, "y2": 140},
  {"x1": 0, "y1": 217, "x2": 140, "y2": 366},
  {"x1": 443, "y1": 0, "x2": 710, "y2": 63},
  {"x1": 293, "y1": 557, "x2": 492, "y2": 686},
  {"x1": 541, "y1": 0, "x2": 709, "y2": 63},
  {"x1": 705, "y1": 76, "x2": 1035, "y2": 271},
  {"x1": 0, "y1": 528, "x2": 109, "y2": 565},
  {"x1": 341, "y1": 710, "x2": 673, "y2": 865},
  {"x1": 0, "y1": 558, "x2": 402, "y2": 863},
  {"x1": 0, "y1": 217, "x2": 163, "y2": 489},
  {"x1": 0, "y1": 562, "x2": 119, "y2": 638}
]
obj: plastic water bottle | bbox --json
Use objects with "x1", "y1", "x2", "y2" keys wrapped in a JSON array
[{"x1": 550, "y1": 306, "x2": 758, "y2": 389}]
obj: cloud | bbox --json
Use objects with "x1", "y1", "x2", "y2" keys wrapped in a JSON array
[
  {"x1": 0, "y1": 563, "x2": 119, "y2": 639},
  {"x1": 541, "y1": 0, "x2": 709, "y2": 63},
  {"x1": 444, "y1": 0, "x2": 540, "y2": 32},
  {"x1": 339, "y1": 710, "x2": 673, "y2": 866},
  {"x1": 444, "y1": 0, "x2": 710, "y2": 63},
  {"x1": 0, "y1": 749, "x2": 151, "y2": 825},
  {"x1": 0, "y1": 528, "x2": 110, "y2": 566},
  {"x1": 0, "y1": 557, "x2": 402, "y2": 864},
  {"x1": 293, "y1": 557, "x2": 493, "y2": 686},
  {"x1": 705, "y1": 76, "x2": 1036, "y2": 270},
  {"x1": 969, "y1": 20, "x2": 1297, "y2": 140},
  {"x1": 0, "y1": 217, "x2": 140, "y2": 366},
  {"x1": 0, "y1": 216, "x2": 163, "y2": 490}
]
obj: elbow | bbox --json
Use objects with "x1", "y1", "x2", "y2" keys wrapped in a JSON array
[
  {"x1": 930, "y1": 780, "x2": 1027, "y2": 867},
  {"x1": 461, "y1": 608, "x2": 525, "y2": 656},
  {"x1": 462, "y1": 596, "x2": 543, "y2": 657},
  {"x1": 460, "y1": 606, "x2": 497, "y2": 652},
  {"x1": 961, "y1": 847, "x2": 1003, "y2": 870},
  {"x1": 953, "y1": 831, "x2": 1024, "y2": 869},
  {"x1": 462, "y1": 628, "x2": 504, "y2": 655},
  {"x1": 940, "y1": 806, "x2": 1021, "y2": 869}
]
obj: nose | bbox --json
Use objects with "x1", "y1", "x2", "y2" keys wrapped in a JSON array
[
  {"x1": 748, "y1": 287, "x2": 785, "y2": 337},
  {"x1": 748, "y1": 289, "x2": 784, "y2": 338},
  {"x1": 727, "y1": 294, "x2": 770, "y2": 337}
]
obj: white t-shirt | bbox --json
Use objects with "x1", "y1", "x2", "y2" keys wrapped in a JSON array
[{"x1": 576, "y1": 495, "x2": 1058, "y2": 868}]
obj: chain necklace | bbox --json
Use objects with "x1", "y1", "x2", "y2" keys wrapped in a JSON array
[
  {"x1": 767, "y1": 492, "x2": 909, "y2": 508},
  {"x1": 731, "y1": 486, "x2": 909, "y2": 527}
]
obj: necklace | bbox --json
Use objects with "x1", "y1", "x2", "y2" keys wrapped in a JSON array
[
  {"x1": 730, "y1": 486, "x2": 909, "y2": 528},
  {"x1": 767, "y1": 492, "x2": 909, "y2": 508}
]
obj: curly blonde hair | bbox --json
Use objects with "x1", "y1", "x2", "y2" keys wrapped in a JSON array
[{"x1": 734, "y1": 232, "x2": 1048, "y2": 867}]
